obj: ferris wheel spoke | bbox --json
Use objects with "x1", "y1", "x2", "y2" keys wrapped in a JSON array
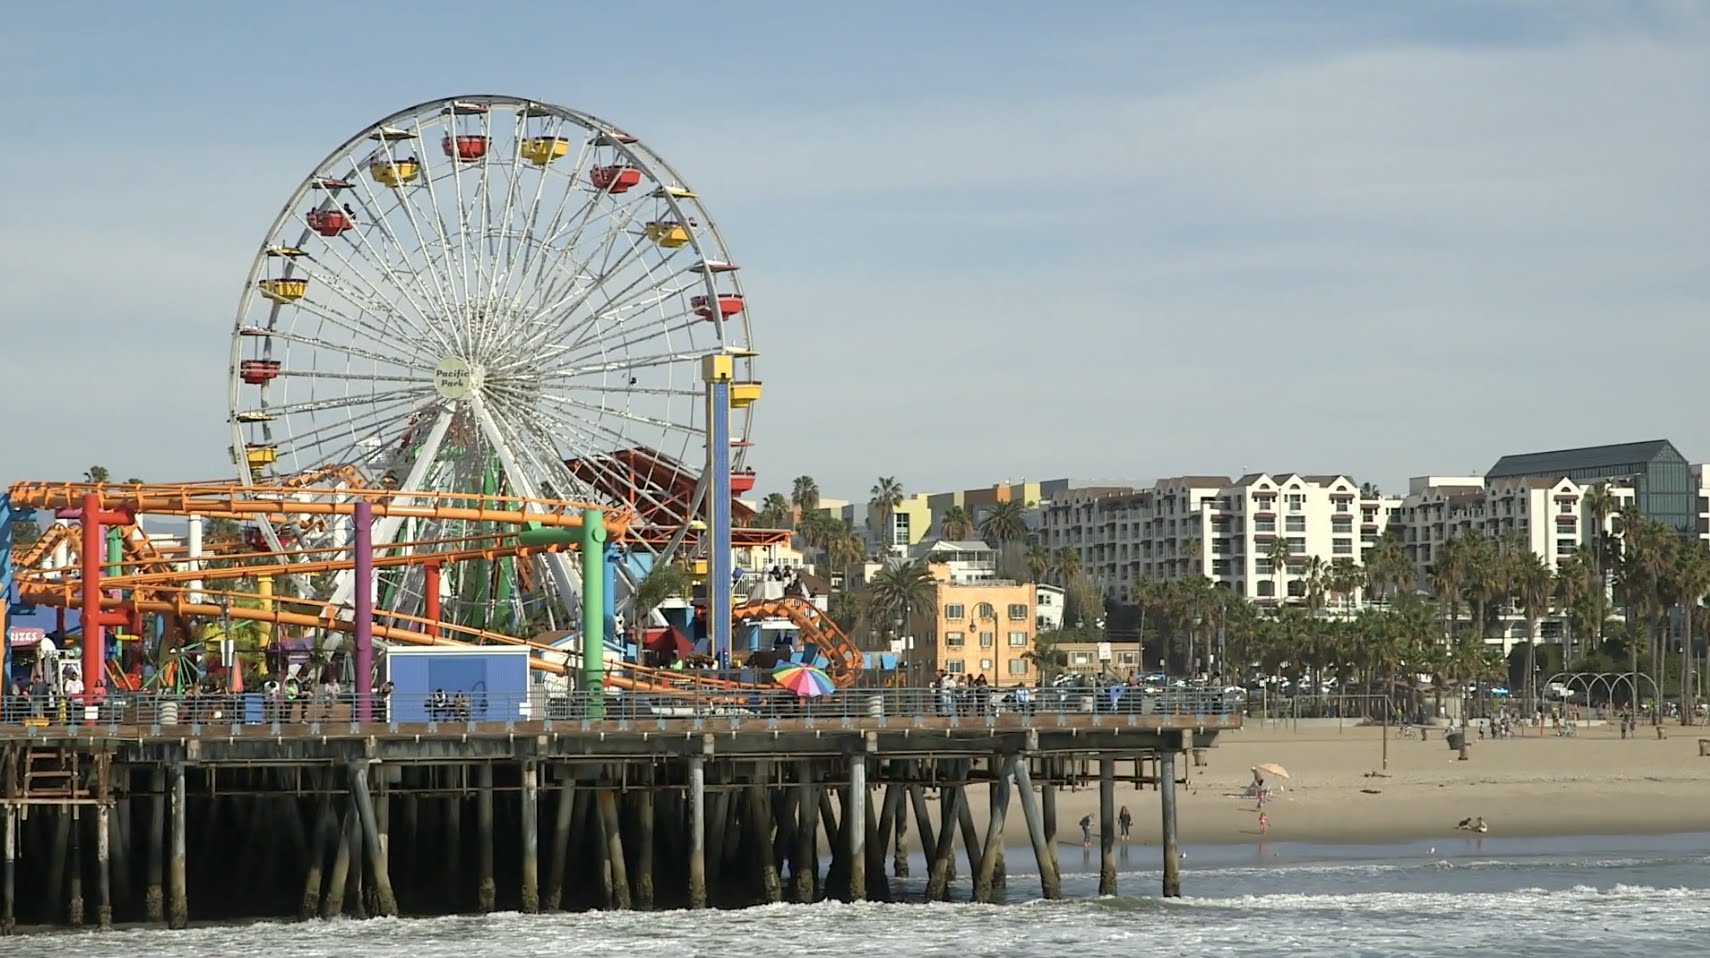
[
  {"x1": 284, "y1": 265, "x2": 425, "y2": 352},
  {"x1": 508, "y1": 403, "x2": 686, "y2": 518},
  {"x1": 479, "y1": 109, "x2": 534, "y2": 312},
  {"x1": 340, "y1": 173, "x2": 459, "y2": 341},
  {"x1": 310, "y1": 203, "x2": 458, "y2": 355},
  {"x1": 407, "y1": 157, "x2": 479, "y2": 349},
  {"x1": 529, "y1": 346, "x2": 705, "y2": 380},
  {"x1": 279, "y1": 369, "x2": 429, "y2": 385},
  {"x1": 468, "y1": 392, "x2": 585, "y2": 614},
  {"x1": 558, "y1": 312, "x2": 708, "y2": 371},
  {"x1": 269, "y1": 298, "x2": 425, "y2": 369},
  {"x1": 340, "y1": 145, "x2": 459, "y2": 322},
  {"x1": 493, "y1": 132, "x2": 596, "y2": 315},
  {"x1": 249, "y1": 385, "x2": 433, "y2": 419},
  {"x1": 547, "y1": 280, "x2": 699, "y2": 361},
  {"x1": 276, "y1": 389, "x2": 437, "y2": 465},
  {"x1": 539, "y1": 392, "x2": 704, "y2": 437},
  {"x1": 519, "y1": 187, "x2": 659, "y2": 320}
]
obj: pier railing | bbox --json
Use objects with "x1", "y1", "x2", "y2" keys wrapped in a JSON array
[{"x1": 0, "y1": 683, "x2": 1241, "y2": 734}]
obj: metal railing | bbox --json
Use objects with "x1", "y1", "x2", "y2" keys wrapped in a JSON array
[{"x1": 0, "y1": 684, "x2": 1242, "y2": 734}]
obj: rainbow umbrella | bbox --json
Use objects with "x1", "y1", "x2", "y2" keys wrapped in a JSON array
[{"x1": 772, "y1": 663, "x2": 835, "y2": 698}]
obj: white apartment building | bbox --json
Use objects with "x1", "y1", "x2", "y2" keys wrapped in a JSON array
[
  {"x1": 1697, "y1": 464, "x2": 1710, "y2": 540},
  {"x1": 1039, "y1": 473, "x2": 1402, "y2": 605},
  {"x1": 1393, "y1": 474, "x2": 1637, "y2": 588}
]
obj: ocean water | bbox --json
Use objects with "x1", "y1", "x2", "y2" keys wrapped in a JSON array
[{"x1": 8, "y1": 833, "x2": 1710, "y2": 957}]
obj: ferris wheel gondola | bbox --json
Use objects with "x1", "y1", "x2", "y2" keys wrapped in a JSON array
[{"x1": 226, "y1": 94, "x2": 756, "y2": 635}]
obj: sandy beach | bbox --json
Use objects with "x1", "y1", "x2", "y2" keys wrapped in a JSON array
[{"x1": 922, "y1": 721, "x2": 1710, "y2": 850}]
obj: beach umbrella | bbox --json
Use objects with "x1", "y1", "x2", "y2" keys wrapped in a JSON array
[
  {"x1": 772, "y1": 663, "x2": 835, "y2": 698},
  {"x1": 1254, "y1": 762, "x2": 1290, "y2": 779}
]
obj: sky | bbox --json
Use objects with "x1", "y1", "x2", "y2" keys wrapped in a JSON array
[{"x1": 1, "y1": 1, "x2": 1707, "y2": 505}]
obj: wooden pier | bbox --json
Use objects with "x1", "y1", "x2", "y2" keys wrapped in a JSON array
[{"x1": 0, "y1": 709, "x2": 1235, "y2": 931}]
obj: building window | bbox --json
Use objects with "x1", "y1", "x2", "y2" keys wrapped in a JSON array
[
  {"x1": 1007, "y1": 660, "x2": 1029, "y2": 676},
  {"x1": 1286, "y1": 537, "x2": 1305, "y2": 554},
  {"x1": 975, "y1": 602, "x2": 996, "y2": 620},
  {"x1": 945, "y1": 631, "x2": 965, "y2": 647},
  {"x1": 1007, "y1": 603, "x2": 1028, "y2": 620},
  {"x1": 1333, "y1": 538, "x2": 1353, "y2": 555},
  {"x1": 979, "y1": 659, "x2": 993, "y2": 672},
  {"x1": 944, "y1": 604, "x2": 965, "y2": 621},
  {"x1": 1332, "y1": 519, "x2": 1353, "y2": 534},
  {"x1": 980, "y1": 632, "x2": 995, "y2": 647},
  {"x1": 946, "y1": 659, "x2": 965, "y2": 674},
  {"x1": 1008, "y1": 631, "x2": 1028, "y2": 647},
  {"x1": 891, "y1": 512, "x2": 911, "y2": 547},
  {"x1": 1071, "y1": 651, "x2": 1094, "y2": 666},
  {"x1": 1285, "y1": 515, "x2": 1306, "y2": 532},
  {"x1": 1255, "y1": 558, "x2": 1273, "y2": 574},
  {"x1": 1286, "y1": 494, "x2": 1305, "y2": 511},
  {"x1": 1255, "y1": 520, "x2": 1276, "y2": 533}
]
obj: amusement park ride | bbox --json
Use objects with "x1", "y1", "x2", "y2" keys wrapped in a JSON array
[{"x1": 0, "y1": 94, "x2": 859, "y2": 709}]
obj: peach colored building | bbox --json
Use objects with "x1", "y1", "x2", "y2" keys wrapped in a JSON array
[{"x1": 924, "y1": 564, "x2": 1037, "y2": 685}]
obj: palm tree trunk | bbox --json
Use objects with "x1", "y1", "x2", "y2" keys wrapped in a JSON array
[{"x1": 1680, "y1": 603, "x2": 1693, "y2": 727}]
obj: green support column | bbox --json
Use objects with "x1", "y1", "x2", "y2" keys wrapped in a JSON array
[{"x1": 580, "y1": 508, "x2": 607, "y2": 719}]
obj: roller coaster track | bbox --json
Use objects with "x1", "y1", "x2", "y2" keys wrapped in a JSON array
[
  {"x1": 732, "y1": 597, "x2": 863, "y2": 677},
  {"x1": 8, "y1": 482, "x2": 634, "y2": 535},
  {"x1": 13, "y1": 521, "x2": 77, "y2": 570}
]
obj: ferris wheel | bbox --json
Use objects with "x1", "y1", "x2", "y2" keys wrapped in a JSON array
[{"x1": 226, "y1": 94, "x2": 757, "y2": 633}]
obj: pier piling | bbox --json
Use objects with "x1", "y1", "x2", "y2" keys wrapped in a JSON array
[
  {"x1": 973, "y1": 757, "x2": 1010, "y2": 904},
  {"x1": 1013, "y1": 754, "x2": 1060, "y2": 900},
  {"x1": 1098, "y1": 757, "x2": 1117, "y2": 896},
  {"x1": 67, "y1": 808, "x2": 83, "y2": 927},
  {"x1": 350, "y1": 761, "x2": 397, "y2": 917},
  {"x1": 3, "y1": 804, "x2": 16, "y2": 934},
  {"x1": 167, "y1": 762, "x2": 187, "y2": 929},
  {"x1": 321, "y1": 802, "x2": 353, "y2": 919},
  {"x1": 476, "y1": 763, "x2": 495, "y2": 913},
  {"x1": 145, "y1": 767, "x2": 164, "y2": 923},
  {"x1": 519, "y1": 761, "x2": 539, "y2": 913},
  {"x1": 688, "y1": 756, "x2": 707, "y2": 909},
  {"x1": 1160, "y1": 746, "x2": 1181, "y2": 899},
  {"x1": 845, "y1": 751, "x2": 866, "y2": 903},
  {"x1": 96, "y1": 803, "x2": 112, "y2": 929},
  {"x1": 544, "y1": 780, "x2": 575, "y2": 911}
]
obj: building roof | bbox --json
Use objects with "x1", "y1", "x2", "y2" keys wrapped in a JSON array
[{"x1": 1486, "y1": 440, "x2": 1679, "y2": 479}]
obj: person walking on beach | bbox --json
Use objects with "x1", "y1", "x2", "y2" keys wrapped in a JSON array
[
  {"x1": 1258, "y1": 810, "x2": 1271, "y2": 835},
  {"x1": 1080, "y1": 814, "x2": 1094, "y2": 849},
  {"x1": 1118, "y1": 805, "x2": 1133, "y2": 842}
]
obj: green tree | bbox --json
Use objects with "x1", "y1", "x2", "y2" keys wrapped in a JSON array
[
  {"x1": 791, "y1": 475, "x2": 820, "y2": 517},
  {"x1": 978, "y1": 499, "x2": 1029, "y2": 548},
  {"x1": 1581, "y1": 481, "x2": 1618, "y2": 648},
  {"x1": 1513, "y1": 551, "x2": 1553, "y2": 714},
  {"x1": 629, "y1": 562, "x2": 687, "y2": 635},
  {"x1": 1674, "y1": 540, "x2": 1710, "y2": 725},
  {"x1": 84, "y1": 465, "x2": 111, "y2": 483},
  {"x1": 1364, "y1": 533, "x2": 1413, "y2": 602},
  {"x1": 1024, "y1": 543, "x2": 1051, "y2": 583},
  {"x1": 755, "y1": 492, "x2": 792, "y2": 530},
  {"x1": 1265, "y1": 535, "x2": 1291, "y2": 608},
  {"x1": 865, "y1": 560, "x2": 937, "y2": 644},
  {"x1": 939, "y1": 504, "x2": 975, "y2": 540}
]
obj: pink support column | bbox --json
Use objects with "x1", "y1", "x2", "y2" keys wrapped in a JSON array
[{"x1": 354, "y1": 500, "x2": 374, "y2": 722}]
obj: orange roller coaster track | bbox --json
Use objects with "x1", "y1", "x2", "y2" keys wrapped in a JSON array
[{"x1": 7, "y1": 482, "x2": 636, "y2": 536}]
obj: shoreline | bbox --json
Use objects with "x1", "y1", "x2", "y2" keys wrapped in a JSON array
[{"x1": 923, "y1": 724, "x2": 1710, "y2": 851}]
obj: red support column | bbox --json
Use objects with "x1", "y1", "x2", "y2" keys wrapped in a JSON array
[
  {"x1": 77, "y1": 493, "x2": 134, "y2": 702},
  {"x1": 424, "y1": 561, "x2": 442, "y2": 639}
]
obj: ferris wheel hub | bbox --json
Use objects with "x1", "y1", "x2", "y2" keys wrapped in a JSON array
[{"x1": 433, "y1": 356, "x2": 482, "y2": 400}]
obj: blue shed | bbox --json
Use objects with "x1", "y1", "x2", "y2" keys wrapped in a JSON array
[{"x1": 385, "y1": 646, "x2": 532, "y2": 723}]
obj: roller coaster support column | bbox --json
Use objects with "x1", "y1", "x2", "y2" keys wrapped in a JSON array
[
  {"x1": 580, "y1": 508, "x2": 607, "y2": 720},
  {"x1": 78, "y1": 493, "x2": 133, "y2": 700},
  {"x1": 354, "y1": 500, "x2": 375, "y2": 722},
  {"x1": 423, "y1": 562, "x2": 442, "y2": 639},
  {"x1": 702, "y1": 355, "x2": 734, "y2": 668}
]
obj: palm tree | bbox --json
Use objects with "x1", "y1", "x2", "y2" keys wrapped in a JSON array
[
  {"x1": 1513, "y1": 551, "x2": 1553, "y2": 714},
  {"x1": 755, "y1": 493, "x2": 792, "y2": 530},
  {"x1": 869, "y1": 477, "x2": 905, "y2": 554},
  {"x1": 791, "y1": 475, "x2": 821, "y2": 518},
  {"x1": 1671, "y1": 539, "x2": 1710, "y2": 725},
  {"x1": 1328, "y1": 558, "x2": 1363, "y2": 613},
  {"x1": 978, "y1": 499, "x2": 1029, "y2": 547},
  {"x1": 1024, "y1": 544, "x2": 1051, "y2": 583},
  {"x1": 629, "y1": 562, "x2": 687, "y2": 636},
  {"x1": 1052, "y1": 546, "x2": 1082, "y2": 587},
  {"x1": 824, "y1": 526, "x2": 867, "y2": 583},
  {"x1": 1553, "y1": 550, "x2": 1592, "y2": 666},
  {"x1": 865, "y1": 560, "x2": 938, "y2": 646},
  {"x1": 1364, "y1": 533, "x2": 1412, "y2": 602},
  {"x1": 939, "y1": 505, "x2": 975, "y2": 541},
  {"x1": 1265, "y1": 535, "x2": 1291, "y2": 608},
  {"x1": 1581, "y1": 482, "x2": 1617, "y2": 647}
]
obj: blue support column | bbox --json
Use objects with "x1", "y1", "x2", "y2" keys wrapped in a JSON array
[
  {"x1": 702, "y1": 355, "x2": 734, "y2": 669},
  {"x1": 603, "y1": 544, "x2": 619, "y2": 654}
]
